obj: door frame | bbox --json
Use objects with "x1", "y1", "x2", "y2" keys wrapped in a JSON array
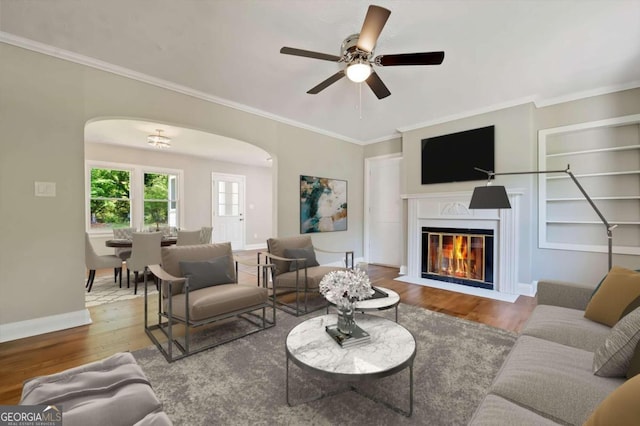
[
  {"x1": 211, "y1": 172, "x2": 246, "y2": 250},
  {"x1": 364, "y1": 153, "x2": 403, "y2": 265}
]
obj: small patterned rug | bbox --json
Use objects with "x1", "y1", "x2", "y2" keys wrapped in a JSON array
[{"x1": 85, "y1": 274, "x2": 158, "y2": 307}]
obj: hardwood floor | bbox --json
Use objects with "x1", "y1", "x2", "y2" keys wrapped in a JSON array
[{"x1": 0, "y1": 262, "x2": 536, "y2": 405}]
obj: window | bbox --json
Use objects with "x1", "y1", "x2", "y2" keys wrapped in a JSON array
[
  {"x1": 89, "y1": 167, "x2": 131, "y2": 230},
  {"x1": 218, "y1": 180, "x2": 239, "y2": 216},
  {"x1": 87, "y1": 162, "x2": 183, "y2": 233},
  {"x1": 144, "y1": 172, "x2": 179, "y2": 228}
]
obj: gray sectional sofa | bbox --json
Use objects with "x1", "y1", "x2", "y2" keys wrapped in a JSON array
[{"x1": 469, "y1": 279, "x2": 626, "y2": 425}]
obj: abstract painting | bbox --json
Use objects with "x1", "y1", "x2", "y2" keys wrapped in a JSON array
[{"x1": 300, "y1": 175, "x2": 347, "y2": 233}]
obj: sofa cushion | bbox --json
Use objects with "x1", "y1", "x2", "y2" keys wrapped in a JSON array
[
  {"x1": 593, "y1": 306, "x2": 640, "y2": 377},
  {"x1": 585, "y1": 266, "x2": 640, "y2": 327},
  {"x1": 284, "y1": 246, "x2": 320, "y2": 271},
  {"x1": 160, "y1": 243, "x2": 235, "y2": 295},
  {"x1": 469, "y1": 394, "x2": 560, "y2": 426},
  {"x1": 621, "y1": 294, "x2": 640, "y2": 318},
  {"x1": 627, "y1": 340, "x2": 640, "y2": 378},
  {"x1": 521, "y1": 305, "x2": 610, "y2": 352},
  {"x1": 274, "y1": 265, "x2": 347, "y2": 290},
  {"x1": 179, "y1": 256, "x2": 234, "y2": 291},
  {"x1": 489, "y1": 336, "x2": 624, "y2": 426},
  {"x1": 583, "y1": 373, "x2": 640, "y2": 426},
  {"x1": 169, "y1": 284, "x2": 268, "y2": 322}
]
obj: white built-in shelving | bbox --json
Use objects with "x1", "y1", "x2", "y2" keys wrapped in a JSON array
[{"x1": 538, "y1": 114, "x2": 640, "y2": 255}]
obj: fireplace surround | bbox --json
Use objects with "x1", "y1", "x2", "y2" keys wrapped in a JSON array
[{"x1": 402, "y1": 189, "x2": 525, "y2": 300}]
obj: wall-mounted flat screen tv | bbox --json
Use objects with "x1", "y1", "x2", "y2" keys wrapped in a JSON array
[{"x1": 421, "y1": 125, "x2": 495, "y2": 184}]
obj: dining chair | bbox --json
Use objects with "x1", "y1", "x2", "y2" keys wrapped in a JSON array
[
  {"x1": 199, "y1": 226, "x2": 213, "y2": 244},
  {"x1": 177, "y1": 230, "x2": 202, "y2": 246},
  {"x1": 127, "y1": 232, "x2": 163, "y2": 295},
  {"x1": 85, "y1": 232, "x2": 123, "y2": 293},
  {"x1": 112, "y1": 227, "x2": 134, "y2": 287}
]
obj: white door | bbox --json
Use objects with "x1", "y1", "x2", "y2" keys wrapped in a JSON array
[
  {"x1": 367, "y1": 156, "x2": 402, "y2": 267},
  {"x1": 211, "y1": 173, "x2": 245, "y2": 250}
]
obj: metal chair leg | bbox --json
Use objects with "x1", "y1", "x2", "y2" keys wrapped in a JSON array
[{"x1": 86, "y1": 270, "x2": 96, "y2": 292}]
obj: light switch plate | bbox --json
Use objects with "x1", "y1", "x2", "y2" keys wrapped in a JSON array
[{"x1": 35, "y1": 181, "x2": 56, "y2": 197}]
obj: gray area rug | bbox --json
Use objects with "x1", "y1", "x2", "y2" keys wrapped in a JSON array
[{"x1": 132, "y1": 304, "x2": 516, "y2": 425}]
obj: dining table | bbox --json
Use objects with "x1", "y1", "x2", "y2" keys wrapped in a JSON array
[{"x1": 105, "y1": 236, "x2": 178, "y2": 248}]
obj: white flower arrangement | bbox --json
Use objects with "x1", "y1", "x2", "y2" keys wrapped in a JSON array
[{"x1": 319, "y1": 268, "x2": 374, "y2": 304}]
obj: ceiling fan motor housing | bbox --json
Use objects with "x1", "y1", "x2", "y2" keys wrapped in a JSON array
[{"x1": 341, "y1": 33, "x2": 373, "y2": 64}]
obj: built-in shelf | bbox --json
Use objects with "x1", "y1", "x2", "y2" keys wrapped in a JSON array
[
  {"x1": 546, "y1": 170, "x2": 640, "y2": 180},
  {"x1": 538, "y1": 113, "x2": 640, "y2": 256},
  {"x1": 546, "y1": 144, "x2": 640, "y2": 158},
  {"x1": 546, "y1": 220, "x2": 640, "y2": 225},
  {"x1": 547, "y1": 196, "x2": 640, "y2": 201}
]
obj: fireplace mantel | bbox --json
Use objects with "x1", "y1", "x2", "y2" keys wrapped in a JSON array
[{"x1": 402, "y1": 189, "x2": 524, "y2": 297}]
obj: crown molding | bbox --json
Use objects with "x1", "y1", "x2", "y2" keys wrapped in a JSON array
[
  {"x1": 0, "y1": 32, "x2": 362, "y2": 145},
  {"x1": 3, "y1": 32, "x2": 639, "y2": 146},
  {"x1": 396, "y1": 96, "x2": 537, "y2": 133},
  {"x1": 534, "y1": 80, "x2": 640, "y2": 107}
]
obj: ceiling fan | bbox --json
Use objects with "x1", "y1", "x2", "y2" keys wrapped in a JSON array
[{"x1": 280, "y1": 4, "x2": 445, "y2": 99}]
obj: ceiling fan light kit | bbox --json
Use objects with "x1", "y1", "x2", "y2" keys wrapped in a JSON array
[
  {"x1": 346, "y1": 60, "x2": 372, "y2": 83},
  {"x1": 147, "y1": 129, "x2": 171, "y2": 149},
  {"x1": 280, "y1": 4, "x2": 445, "y2": 99}
]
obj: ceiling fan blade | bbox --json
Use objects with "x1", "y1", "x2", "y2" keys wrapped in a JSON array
[
  {"x1": 280, "y1": 47, "x2": 342, "y2": 62},
  {"x1": 307, "y1": 70, "x2": 346, "y2": 94},
  {"x1": 365, "y1": 71, "x2": 391, "y2": 99},
  {"x1": 375, "y1": 51, "x2": 445, "y2": 66},
  {"x1": 356, "y1": 5, "x2": 391, "y2": 53}
]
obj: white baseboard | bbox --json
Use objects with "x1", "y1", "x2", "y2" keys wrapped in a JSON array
[
  {"x1": 0, "y1": 309, "x2": 92, "y2": 343},
  {"x1": 399, "y1": 265, "x2": 408, "y2": 275},
  {"x1": 522, "y1": 280, "x2": 538, "y2": 297}
]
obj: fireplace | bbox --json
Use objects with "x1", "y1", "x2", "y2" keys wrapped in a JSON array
[
  {"x1": 403, "y1": 190, "x2": 524, "y2": 299},
  {"x1": 422, "y1": 227, "x2": 494, "y2": 290}
]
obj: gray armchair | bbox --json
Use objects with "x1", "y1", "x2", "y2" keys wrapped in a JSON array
[
  {"x1": 145, "y1": 242, "x2": 275, "y2": 362},
  {"x1": 260, "y1": 235, "x2": 354, "y2": 316}
]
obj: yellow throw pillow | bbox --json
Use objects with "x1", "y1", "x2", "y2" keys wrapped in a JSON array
[
  {"x1": 585, "y1": 266, "x2": 640, "y2": 327},
  {"x1": 583, "y1": 374, "x2": 640, "y2": 426}
]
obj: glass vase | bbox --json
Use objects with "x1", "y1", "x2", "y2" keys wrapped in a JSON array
[{"x1": 336, "y1": 298, "x2": 356, "y2": 335}]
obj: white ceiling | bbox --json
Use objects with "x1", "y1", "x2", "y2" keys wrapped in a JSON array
[
  {"x1": 2, "y1": 0, "x2": 640, "y2": 149},
  {"x1": 85, "y1": 119, "x2": 273, "y2": 167}
]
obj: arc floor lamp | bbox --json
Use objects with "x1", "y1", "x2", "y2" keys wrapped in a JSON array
[{"x1": 468, "y1": 164, "x2": 617, "y2": 271}]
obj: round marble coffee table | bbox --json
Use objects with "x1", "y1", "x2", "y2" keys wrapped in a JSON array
[
  {"x1": 285, "y1": 314, "x2": 416, "y2": 416},
  {"x1": 326, "y1": 287, "x2": 401, "y2": 322}
]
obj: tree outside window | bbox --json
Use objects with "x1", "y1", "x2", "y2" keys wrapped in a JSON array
[
  {"x1": 144, "y1": 172, "x2": 177, "y2": 230},
  {"x1": 90, "y1": 168, "x2": 131, "y2": 229}
]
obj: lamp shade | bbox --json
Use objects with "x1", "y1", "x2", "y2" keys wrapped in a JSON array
[{"x1": 469, "y1": 185, "x2": 512, "y2": 209}]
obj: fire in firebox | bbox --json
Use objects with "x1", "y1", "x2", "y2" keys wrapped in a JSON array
[{"x1": 422, "y1": 227, "x2": 494, "y2": 289}]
